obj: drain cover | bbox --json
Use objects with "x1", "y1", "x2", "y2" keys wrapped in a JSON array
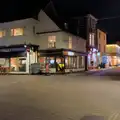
[{"x1": 80, "y1": 115, "x2": 104, "y2": 120}]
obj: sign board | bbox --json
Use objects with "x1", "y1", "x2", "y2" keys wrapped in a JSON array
[{"x1": 0, "y1": 47, "x2": 26, "y2": 52}]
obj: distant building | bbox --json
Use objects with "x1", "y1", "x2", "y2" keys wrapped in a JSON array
[
  {"x1": 97, "y1": 29, "x2": 107, "y2": 65},
  {"x1": 0, "y1": 3, "x2": 87, "y2": 74},
  {"x1": 106, "y1": 44, "x2": 120, "y2": 66},
  {"x1": 69, "y1": 14, "x2": 98, "y2": 70}
]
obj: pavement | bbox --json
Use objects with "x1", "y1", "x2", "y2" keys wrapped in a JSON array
[{"x1": 0, "y1": 68, "x2": 120, "y2": 120}]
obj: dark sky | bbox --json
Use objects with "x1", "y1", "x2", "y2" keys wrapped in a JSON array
[{"x1": 1, "y1": 0, "x2": 120, "y2": 43}]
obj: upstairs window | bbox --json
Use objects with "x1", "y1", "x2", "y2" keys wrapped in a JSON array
[
  {"x1": 68, "y1": 36, "x2": 72, "y2": 49},
  {"x1": 89, "y1": 33, "x2": 92, "y2": 45},
  {"x1": 0, "y1": 30, "x2": 5, "y2": 38},
  {"x1": 89, "y1": 33, "x2": 95, "y2": 46},
  {"x1": 48, "y1": 36, "x2": 56, "y2": 48},
  {"x1": 11, "y1": 28, "x2": 24, "y2": 36}
]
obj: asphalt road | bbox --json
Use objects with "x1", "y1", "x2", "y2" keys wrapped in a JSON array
[{"x1": 0, "y1": 69, "x2": 120, "y2": 120}]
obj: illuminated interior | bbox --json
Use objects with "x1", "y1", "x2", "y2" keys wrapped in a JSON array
[
  {"x1": 68, "y1": 36, "x2": 72, "y2": 49},
  {"x1": 0, "y1": 30, "x2": 5, "y2": 38},
  {"x1": 11, "y1": 28, "x2": 24, "y2": 36},
  {"x1": 10, "y1": 57, "x2": 26, "y2": 72},
  {"x1": 48, "y1": 36, "x2": 56, "y2": 48},
  {"x1": 88, "y1": 48, "x2": 99, "y2": 68}
]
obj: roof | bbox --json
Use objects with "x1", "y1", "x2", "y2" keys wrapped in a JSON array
[
  {"x1": 0, "y1": 18, "x2": 40, "y2": 28},
  {"x1": 43, "y1": 1, "x2": 65, "y2": 31}
]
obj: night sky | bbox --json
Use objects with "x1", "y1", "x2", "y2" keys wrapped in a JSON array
[{"x1": 1, "y1": 0, "x2": 120, "y2": 43}]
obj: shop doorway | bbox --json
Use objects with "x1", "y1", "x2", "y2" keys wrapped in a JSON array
[{"x1": 56, "y1": 57, "x2": 65, "y2": 73}]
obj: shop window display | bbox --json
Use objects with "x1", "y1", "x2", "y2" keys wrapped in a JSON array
[
  {"x1": 39, "y1": 57, "x2": 46, "y2": 69},
  {"x1": 65, "y1": 56, "x2": 77, "y2": 69},
  {"x1": 47, "y1": 57, "x2": 56, "y2": 68},
  {"x1": 10, "y1": 57, "x2": 26, "y2": 72}
]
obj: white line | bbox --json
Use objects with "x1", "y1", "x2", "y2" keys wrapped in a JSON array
[
  {"x1": 108, "y1": 112, "x2": 120, "y2": 120},
  {"x1": 113, "y1": 113, "x2": 120, "y2": 120},
  {"x1": 108, "y1": 112, "x2": 116, "y2": 120}
]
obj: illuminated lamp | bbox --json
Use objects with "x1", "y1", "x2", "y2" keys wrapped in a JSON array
[
  {"x1": 24, "y1": 45, "x2": 27, "y2": 48},
  {"x1": 68, "y1": 51, "x2": 74, "y2": 56}
]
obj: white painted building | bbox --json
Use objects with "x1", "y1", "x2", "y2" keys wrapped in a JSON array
[
  {"x1": 36, "y1": 10, "x2": 87, "y2": 73},
  {"x1": 0, "y1": 18, "x2": 39, "y2": 46},
  {"x1": 0, "y1": 9, "x2": 87, "y2": 74}
]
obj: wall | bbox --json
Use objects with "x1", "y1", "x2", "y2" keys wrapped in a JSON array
[
  {"x1": 106, "y1": 44, "x2": 120, "y2": 54},
  {"x1": 36, "y1": 31, "x2": 66, "y2": 49},
  {"x1": 97, "y1": 29, "x2": 107, "y2": 55},
  {"x1": 62, "y1": 32, "x2": 86, "y2": 52},
  {"x1": 0, "y1": 18, "x2": 39, "y2": 46},
  {"x1": 37, "y1": 10, "x2": 60, "y2": 33},
  {"x1": 36, "y1": 31, "x2": 86, "y2": 52}
]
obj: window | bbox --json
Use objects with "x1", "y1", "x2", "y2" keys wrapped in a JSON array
[
  {"x1": 91, "y1": 33, "x2": 95, "y2": 46},
  {"x1": 11, "y1": 28, "x2": 24, "y2": 36},
  {"x1": 89, "y1": 33, "x2": 95, "y2": 46},
  {"x1": 99, "y1": 32, "x2": 101, "y2": 38},
  {"x1": 69, "y1": 36, "x2": 72, "y2": 49},
  {"x1": 10, "y1": 57, "x2": 26, "y2": 72},
  {"x1": 89, "y1": 33, "x2": 92, "y2": 45},
  {"x1": 65, "y1": 56, "x2": 77, "y2": 69},
  {"x1": 0, "y1": 30, "x2": 5, "y2": 38},
  {"x1": 48, "y1": 36, "x2": 56, "y2": 48}
]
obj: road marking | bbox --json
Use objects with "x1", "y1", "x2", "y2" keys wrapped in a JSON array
[{"x1": 108, "y1": 112, "x2": 120, "y2": 120}]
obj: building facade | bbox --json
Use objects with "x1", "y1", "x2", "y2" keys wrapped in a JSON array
[
  {"x1": 0, "y1": 18, "x2": 40, "y2": 74},
  {"x1": 0, "y1": 10, "x2": 87, "y2": 74},
  {"x1": 36, "y1": 10, "x2": 87, "y2": 73},
  {"x1": 86, "y1": 15, "x2": 98, "y2": 70},
  {"x1": 97, "y1": 29, "x2": 107, "y2": 65},
  {"x1": 105, "y1": 44, "x2": 120, "y2": 67},
  {"x1": 69, "y1": 14, "x2": 98, "y2": 70}
]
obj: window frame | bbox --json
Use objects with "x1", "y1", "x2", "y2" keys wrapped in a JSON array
[
  {"x1": 48, "y1": 36, "x2": 56, "y2": 48},
  {"x1": 11, "y1": 28, "x2": 24, "y2": 36},
  {"x1": 0, "y1": 30, "x2": 6, "y2": 38}
]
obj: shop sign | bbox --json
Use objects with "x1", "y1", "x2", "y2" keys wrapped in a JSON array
[
  {"x1": 0, "y1": 47, "x2": 26, "y2": 52},
  {"x1": 68, "y1": 51, "x2": 74, "y2": 56}
]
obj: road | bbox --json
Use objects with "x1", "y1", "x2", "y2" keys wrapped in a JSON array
[{"x1": 0, "y1": 68, "x2": 120, "y2": 120}]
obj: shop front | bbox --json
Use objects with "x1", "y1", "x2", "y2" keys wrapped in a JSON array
[
  {"x1": 0, "y1": 44, "x2": 39, "y2": 74},
  {"x1": 87, "y1": 48, "x2": 99, "y2": 69},
  {"x1": 38, "y1": 49, "x2": 87, "y2": 73},
  {"x1": 106, "y1": 53, "x2": 120, "y2": 67}
]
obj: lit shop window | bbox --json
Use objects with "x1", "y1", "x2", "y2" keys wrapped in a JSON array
[
  {"x1": 48, "y1": 36, "x2": 56, "y2": 48},
  {"x1": 11, "y1": 28, "x2": 24, "y2": 36},
  {"x1": 0, "y1": 30, "x2": 5, "y2": 38},
  {"x1": 69, "y1": 36, "x2": 72, "y2": 49}
]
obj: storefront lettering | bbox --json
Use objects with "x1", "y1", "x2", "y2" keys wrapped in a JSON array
[
  {"x1": 0, "y1": 47, "x2": 26, "y2": 52},
  {"x1": 68, "y1": 51, "x2": 74, "y2": 56}
]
